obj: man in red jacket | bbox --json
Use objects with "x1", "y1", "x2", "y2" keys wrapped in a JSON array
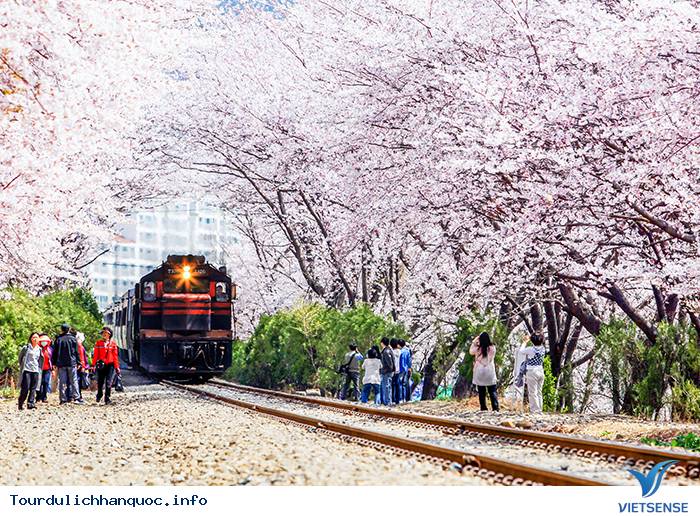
[{"x1": 92, "y1": 327, "x2": 120, "y2": 404}]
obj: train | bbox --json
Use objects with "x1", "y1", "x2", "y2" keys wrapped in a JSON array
[{"x1": 103, "y1": 254, "x2": 236, "y2": 380}]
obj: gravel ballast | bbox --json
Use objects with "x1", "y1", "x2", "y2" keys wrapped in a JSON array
[
  {"x1": 204, "y1": 384, "x2": 700, "y2": 486},
  {"x1": 0, "y1": 375, "x2": 487, "y2": 486}
]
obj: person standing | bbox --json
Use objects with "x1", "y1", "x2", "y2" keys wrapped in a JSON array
[
  {"x1": 36, "y1": 334, "x2": 53, "y2": 403},
  {"x1": 469, "y1": 332, "x2": 499, "y2": 411},
  {"x1": 399, "y1": 339, "x2": 413, "y2": 402},
  {"x1": 18, "y1": 333, "x2": 43, "y2": 410},
  {"x1": 92, "y1": 327, "x2": 120, "y2": 404},
  {"x1": 360, "y1": 347, "x2": 381, "y2": 404},
  {"x1": 75, "y1": 332, "x2": 89, "y2": 402},
  {"x1": 52, "y1": 323, "x2": 83, "y2": 404},
  {"x1": 390, "y1": 339, "x2": 402, "y2": 403},
  {"x1": 379, "y1": 337, "x2": 395, "y2": 405},
  {"x1": 522, "y1": 333, "x2": 546, "y2": 414},
  {"x1": 339, "y1": 344, "x2": 363, "y2": 401}
]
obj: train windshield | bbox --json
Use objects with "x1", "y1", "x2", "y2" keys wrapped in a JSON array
[{"x1": 163, "y1": 277, "x2": 210, "y2": 293}]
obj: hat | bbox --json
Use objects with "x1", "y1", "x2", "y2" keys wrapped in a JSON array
[{"x1": 61, "y1": 323, "x2": 70, "y2": 332}]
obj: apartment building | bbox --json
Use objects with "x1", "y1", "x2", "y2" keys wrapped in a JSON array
[{"x1": 88, "y1": 202, "x2": 234, "y2": 310}]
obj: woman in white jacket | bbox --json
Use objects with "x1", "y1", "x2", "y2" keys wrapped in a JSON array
[
  {"x1": 469, "y1": 332, "x2": 499, "y2": 411},
  {"x1": 522, "y1": 333, "x2": 546, "y2": 413}
]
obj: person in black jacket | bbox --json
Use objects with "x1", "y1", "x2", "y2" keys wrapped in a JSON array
[
  {"x1": 52, "y1": 323, "x2": 83, "y2": 404},
  {"x1": 379, "y1": 337, "x2": 395, "y2": 405}
]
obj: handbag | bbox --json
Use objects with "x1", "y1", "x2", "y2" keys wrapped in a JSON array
[
  {"x1": 337, "y1": 352, "x2": 356, "y2": 374},
  {"x1": 112, "y1": 372, "x2": 124, "y2": 392},
  {"x1": 79, "y1": 371, "x2": 90, "y2": 389}
]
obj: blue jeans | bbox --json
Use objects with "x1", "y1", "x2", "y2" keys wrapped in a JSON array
[
  {"x1": 37, "y1": 369, "x2": 52, "y2": 401},
  {"x1": 360, "y1": 383, "x2": 380, "y2": 403},
  {"x1": 380, "y1": 373, "x2": 393, "y2": 405}
]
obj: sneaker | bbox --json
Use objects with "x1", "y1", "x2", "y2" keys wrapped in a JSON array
[
  {"x1": 96, "y1": 395, "x2": 102, "y2": 403},
  {"x1": 73, "y1": 399, "x2": 85, "y2": 405},
  {"x1": 28, "y1": 404, "x2": 36, "y2": 409},
  {"x1": 18, "y1": 405, "x2": 24, "y2": 411},
  {"x1": 105, "y1": 399, "x2": 112, "y2": 405}
]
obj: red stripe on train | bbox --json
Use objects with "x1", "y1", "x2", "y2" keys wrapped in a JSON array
[{"x1": 163, "y1": 310, "x2": 211, "y2": 315}]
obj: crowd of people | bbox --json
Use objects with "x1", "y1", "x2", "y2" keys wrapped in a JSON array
[
  {"x1": 17, "y1": 324, "x2": 122, "y2": 410},
  {"x1": 338, "y1": 337, "x2": 412, "y2": 405},
  {"x1": 338, "y1": 331, "x2": 547, "y2": 414}
]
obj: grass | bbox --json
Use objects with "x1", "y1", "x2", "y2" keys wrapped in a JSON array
[
  {"x1": 641, "y1": 432, "x2": 700, "y2": 452},
  {"x1": 0, "y1": 387, "x2": 18, "y2": 399}
]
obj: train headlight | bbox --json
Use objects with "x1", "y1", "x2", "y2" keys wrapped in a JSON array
[{"x1": 183, "y1": 265, "x2": 191, "y2": 280}]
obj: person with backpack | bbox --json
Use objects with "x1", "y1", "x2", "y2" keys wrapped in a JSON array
[
  {"x1": 52, "y1": 323, "x2": 83, "y2": 405},
  {"x1": 339, "y1": 343, "x2": 363, "y2": 401},
  {"x1": 36, "y1": 334, "x2": 53, "y2": 403},
  {"x1": 379, "y1": 337, "x2": 395, "y2": 405},
  {"x1": 522, "y1": 333, "x2": 546, "y2": 413},
  {"x1": 17, "y1": 333, "x2": 44, "y2": 410},
  {"x1": 92, "y1": 326, "x2": 121, "y2": 404},
  {"x1": 469, "y1": 332, "x2": 499, "y2": 411},
  {"x1": 360, "y1": 347, "x2": 381, "y2": 404}
]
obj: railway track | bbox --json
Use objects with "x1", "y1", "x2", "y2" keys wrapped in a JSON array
[
  {"x1": 162, "y1": 379, "x2": 609, "y2": 486},
  {"x1": 209, "y1": 379, "x2": 700, "y2": 480}
]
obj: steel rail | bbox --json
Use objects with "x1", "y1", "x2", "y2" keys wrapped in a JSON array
[
  {"x1": 210, "y1": 379, "x2": 700, "y2": 477},
  {"x1": 162, "y1": 379, "x2": 608, "y2": 486}
]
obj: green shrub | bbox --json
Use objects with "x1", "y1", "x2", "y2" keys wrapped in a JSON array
[
  {"x1": 542, "y1": 355, "x2": 558, "y2": 412},
  {"x1": 641, "y1": 432, "x2": 700, "y2": 452},
  {"x1": 0, "y1": 386, "x2": 18, "y2": 399},
  {"x1": 226, "y1": 302, "x2": 406, "y2": 392},
  {"x1": 671, "y1": 380, "x2": 700, "y2": 421},
  {"x1": 0, "y1": 287, "x2": 103, "y2": 376},
  {"x1": 597, "y1": 319, "x2": 700, "y2": 419}
]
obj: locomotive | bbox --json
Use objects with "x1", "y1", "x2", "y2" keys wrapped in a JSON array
[{"x1": 103, "y1": 254, "x2": 236, "y2": 380}]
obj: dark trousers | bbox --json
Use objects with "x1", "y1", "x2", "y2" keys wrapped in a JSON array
[
  {"x1": 341, "y1": 372, "x2": 360, "y2": 401},
  {"x1": 96, "y1": 364, "x2": 115, "y2": 402},
  {"x1": 18, "y1": 371, "x2": 39, "y2": 408},
  {"x1": 477, "y1": 385, "x2": 499, "y2": 411},
  {"x1": 392, "y1": 373, "x2": 401, "y2": 403},
  {"x1": 37, "y1": 370, "x2": 52, "y2": 401}
]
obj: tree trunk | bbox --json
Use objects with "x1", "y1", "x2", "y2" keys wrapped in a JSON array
[
  {"x1": 452, "y1": 371, "x2": 471, "y2": 399},
  {"x1": 421, "y1": 340, "x2": 460, "y2": 401}
]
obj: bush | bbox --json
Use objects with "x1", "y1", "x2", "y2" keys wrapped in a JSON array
[
  {"x1": 597, "y1": 319, "x2": 700, "y2": 419},
  {"x1": 0, "y1": 287, "x2": 103, "y2": 377},
  {"x1": 671, "y1": 380, "x2": 700, "y2": 422},
  {"x1": 542, "y1": 355, "x2": 558, "y2": 412},
  {"x1": 641, "y1": 432, "x2": 700, "y2": 452},
  {"x1": 226, "y1": 303, "x2": 406, "y2": 392}
]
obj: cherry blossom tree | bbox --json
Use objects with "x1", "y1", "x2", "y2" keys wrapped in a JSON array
[{"x1": 1, "y1": 0, "x2": 211, "y2": 289}]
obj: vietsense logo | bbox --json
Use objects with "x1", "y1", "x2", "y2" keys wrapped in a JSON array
[
  {"x1": 628, "y1": 460, "x2": 678, "y2": 498},
  {"x1": 618, "y1": 460, "x2": 689, "y2": 514}
]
